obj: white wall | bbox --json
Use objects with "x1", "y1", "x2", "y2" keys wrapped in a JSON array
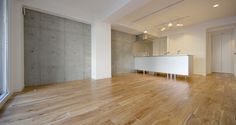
[
  {"x1": 162, "y1": 16, "x2": 236, "y2": 75},
  {"x1": 166, "y1": 26, "x2": 206, "y2": 75},
  {"x1": 92, "y1": 22, "x2": 111, "y2": 79},
  {"x1": 9, "y1": 0, "x2": 24, "y2": 93},
  {"x1": 206, "y1": 32, "x2": 212, "y2": 74},
  {"x1": 234, "y1": 29, "x2": 236, "y2": 77}
]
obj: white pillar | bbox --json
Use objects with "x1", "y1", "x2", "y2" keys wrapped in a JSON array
[
  {"x1": 9, "y1": 0, "x2": 24, "y2": 93},
  {"x1": 91, "y1": 22, "x2": 111, "y2": 79},
  {"x1": 234, "y1": 29, "x2": 236, "y2": 77}
]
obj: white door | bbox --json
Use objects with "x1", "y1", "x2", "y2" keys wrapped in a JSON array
[
  {"x1": 212, "y1": 34, "x2": 222, "y2": 73},
  {"x1": 221, "y1": 32, "x2": 234, "y2": 73},
  {"x1": 212, "y1": 31, "x2": 234, "y2": 74}
]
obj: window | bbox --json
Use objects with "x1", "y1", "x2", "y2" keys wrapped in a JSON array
[{"x1": 0, "y1": 0, "x2": 8, "y2": 100}]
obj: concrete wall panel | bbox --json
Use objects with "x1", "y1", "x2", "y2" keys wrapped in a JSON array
[
  {"x1": 111, "y1": 30, "x2": 135, "y2": 75},
  {"x1": 40, "y1": 30, "x2": 65, "y2": 84},
  {"x1": 24, "y1": 27, "x2": 41, "y2": 85},
  {"x1": 64, "y1": 32, "x2": 84, "y2": 81},
  {"x1": 84, "y1": 35, "x2": 91, "y2": 79},
  {"x1": 24, "y1": 9, "x2": 91, "y2": 86}
]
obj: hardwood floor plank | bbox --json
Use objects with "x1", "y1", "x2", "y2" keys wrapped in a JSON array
[{"x1": 0, "y1": 73, "x2": 235, "y2": 125}]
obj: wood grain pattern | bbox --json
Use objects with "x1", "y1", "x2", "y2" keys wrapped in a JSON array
[{"x1": 0, "y1": 73, "x2": 236, "y2": 125}]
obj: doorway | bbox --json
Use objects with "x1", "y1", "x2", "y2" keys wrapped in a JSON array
[{"x1": 211, "y1": 29, "x2": 234, "y2": 74}]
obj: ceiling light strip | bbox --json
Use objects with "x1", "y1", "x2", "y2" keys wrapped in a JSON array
[
  {"x1": 151, "y1": 16, "x2": 190, "y2": 28},
  {"x1": 132, "y1": 0, "x2": 185, "y2": 23}
]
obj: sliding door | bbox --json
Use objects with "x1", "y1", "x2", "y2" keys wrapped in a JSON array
[
  {"x1": 221, "y1": 32, "x2": 234, "y2": 73},
  {"x1": 212, "y1": 31, "x2": 234, "y2": 74},
  {"x1": 212, "y1": 34, "x2": 222, "y2": 73}
]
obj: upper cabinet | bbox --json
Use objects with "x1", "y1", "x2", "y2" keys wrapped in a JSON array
[{"x1": 133, "y1": 35, "x2": 167, "y2": 56}]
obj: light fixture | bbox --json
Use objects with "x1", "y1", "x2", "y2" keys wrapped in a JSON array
[
  {"x1": 168, "y1": 23, "x2": 173, "y2": 27},
  {"x1": 213, "y1": 4, "x2": 219, "y2": 8},
  {"x1": 144, "y1": 30, "x2": 148, "y2": 34},
  {"x1": 177, "y1": 24, "x2": 184, "y2": 27},
  {"x1": 161, "y1": 27, "x2": 166, "y2": 31}
]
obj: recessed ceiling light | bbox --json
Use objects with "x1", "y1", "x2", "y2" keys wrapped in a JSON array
[
  {"x1": 213, "y1": 4, "x2": 219, "y2": 8},
  {"x1": 177, "y1": 24, "x2": 184, "y2": 27},
  {"x1": 161, "y1": 27, "x2": 166, "y2": 31},
  {"x1": 168, "y1": 23, "x2": 173, "y2": 27},
  {"x1": 144, "y1": 30, "x2": 148, "y2": 33}
]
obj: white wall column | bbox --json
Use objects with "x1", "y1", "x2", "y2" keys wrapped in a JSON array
[
  {"x1": 234, "y1": 29, "x2": 236, "y2": 77},
  {"x1": 9, "y1": 0, "x2": 24, "y2": 93},
  {"x1": 92, "y1": 22, "x2": 111, "y2": 79}
]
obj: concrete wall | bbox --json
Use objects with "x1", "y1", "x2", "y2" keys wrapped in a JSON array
[
  {"x1": 24, "y1": 9, "x2": 91, "y2": 86},
  {"x1": 111, "y1": 30, "x2": 135, "y2": 75}
]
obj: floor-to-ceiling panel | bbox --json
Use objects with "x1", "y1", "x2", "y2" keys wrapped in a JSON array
[
  {"x1": 24, "y1": 10, "x2": 41, "y2": 85},
  {"x1": 212, "y1": 34, "x2": 222, "y2": 73},
  {"x1": 221, "y1": 32, "x2": 234, "y2": 73},
  {"x1": 212, "y1": 31, "x2": 234, "y2": 74},
  {"x1": 111, "y1": 30, "x2": 136, "y2": 75},
  {"x1": 24, "y1": 9, "x2": 91, "y2": 86}
]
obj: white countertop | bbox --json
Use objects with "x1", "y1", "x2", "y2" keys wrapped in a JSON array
[{"x1": 134, "y1": 55, "x2": 193, "y2": 76}]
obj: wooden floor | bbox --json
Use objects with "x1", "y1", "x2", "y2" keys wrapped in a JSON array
[{"x1": 0, "y1": 73, "x2": 236, "y2": 125}]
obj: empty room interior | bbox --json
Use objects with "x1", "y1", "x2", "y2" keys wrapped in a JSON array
[{"x1": 1, "y1": 0, "x2": 236, "y2": 124}]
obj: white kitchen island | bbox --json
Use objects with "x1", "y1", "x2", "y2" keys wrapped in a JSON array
[{"x1": 134, "y1": 55, "x2": 193, "y2": 79}]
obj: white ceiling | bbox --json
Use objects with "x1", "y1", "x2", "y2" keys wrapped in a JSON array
[
  {"x1": 111, "y1": 0, "x2": 236, "y2": 35},
  {"x1": 19, "y1": 0, "x2": 236, "y2": 35},
  {"x1": 19, "y1": 0, "x2": 128, "y2": 23}
]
